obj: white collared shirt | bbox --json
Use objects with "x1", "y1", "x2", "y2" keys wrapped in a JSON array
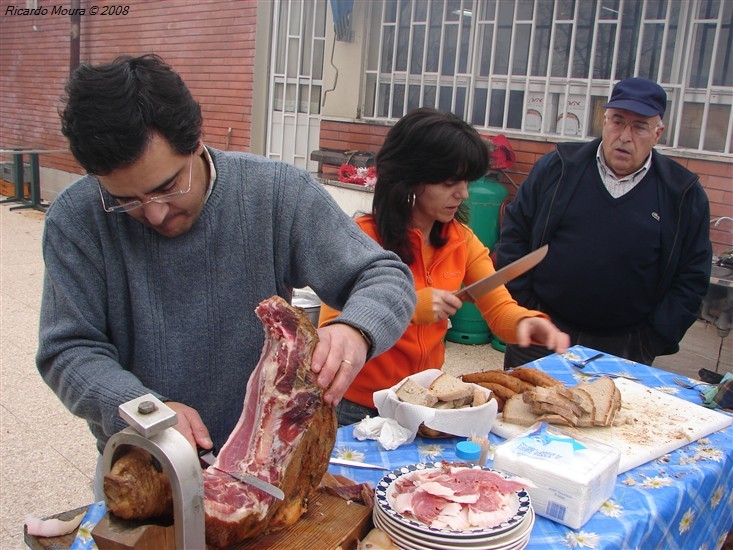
[
  {"x1": 201, "y1": 145, "x2": 217, "y2": 204},
  {"x1": 596, "y1": 143, "x2": 652, "y2": 198}
]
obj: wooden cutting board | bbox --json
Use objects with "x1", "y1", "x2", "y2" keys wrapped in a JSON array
[
  {"x1": 235, "y1": 492, "x2": 372, "y2": 549},
  {"x1": 491, "y1": 378, "x2": 733, "y2": 473},
  {"x1": 25, "y1": 493, "x2": 372, "y2": 550}
]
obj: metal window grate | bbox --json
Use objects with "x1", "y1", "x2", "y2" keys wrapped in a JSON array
[
  {"x1": 267, "y1": 0, "x2": 327, "y2": 170},
  {"x1": 364, "y1": 0, "x2": 733, "y2": 156}
]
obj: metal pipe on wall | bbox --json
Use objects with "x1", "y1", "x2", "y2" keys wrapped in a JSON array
[{"x1": 69, "y1": 0, "x2": 80, "y2": 76}]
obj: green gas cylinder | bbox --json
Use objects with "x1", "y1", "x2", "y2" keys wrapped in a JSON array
[{"x1": 446, "y1": 174, "x2": 509, "y2": 345}]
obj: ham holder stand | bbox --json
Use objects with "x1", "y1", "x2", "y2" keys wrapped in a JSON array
[{"x1": 98, "y1": 394, "x2": 205, "y2": 548}]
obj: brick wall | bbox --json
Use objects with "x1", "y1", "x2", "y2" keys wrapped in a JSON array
[
  {"x1": 319, "y1": 120, "x2": 732, "y2": 255},
  {"x1": 0, "y1": 0, "x2": 256, "y2": 175}
]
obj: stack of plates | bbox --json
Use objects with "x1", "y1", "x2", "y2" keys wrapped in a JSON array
[{"x1": 373, "y1": 463, "x2": 535, "y2": 550}]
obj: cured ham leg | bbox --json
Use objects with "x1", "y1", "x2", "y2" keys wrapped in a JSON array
[
  {"x1": 104, "y1": 296, "x2": 337, "y2": 548},
  {"x1": 205, "y1": 296, "x2": 337, "y2": 546}
]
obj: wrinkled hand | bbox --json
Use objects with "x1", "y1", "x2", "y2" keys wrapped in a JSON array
[
  {"x1": 515, "y1": 317, "x2": 570, "y2": 354},
  {"x1": 431, "y1": 288, "x2": 463, "y2": 322},
  {"x1": 166, "y1": 401, "x2": 213, "y2": 451},
  {"x1": 311, "y1": 323, "x2": 370, "y2": 406}
]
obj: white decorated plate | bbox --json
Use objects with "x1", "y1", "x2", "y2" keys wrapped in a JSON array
[
  {"x1": 373, "y1": 505, "x2": 535, "y2": 550},
  {"x1": 374, "y1": 462, "x2": 531, "y2": 539}
]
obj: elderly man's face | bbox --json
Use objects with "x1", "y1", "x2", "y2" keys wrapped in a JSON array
[{"x1": 602, "y1": 108, "x2": 664, "y2": 177}]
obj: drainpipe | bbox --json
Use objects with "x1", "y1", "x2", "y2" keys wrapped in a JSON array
[{"x1": 69, "y1": 0, "x2": 80, "y2": 76}]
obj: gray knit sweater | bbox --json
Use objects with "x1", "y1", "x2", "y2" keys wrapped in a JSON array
[{"x1": 37, "y1": 148, "x2": 415, "y2": 452}]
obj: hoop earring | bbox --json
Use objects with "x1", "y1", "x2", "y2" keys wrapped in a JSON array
[{"x1": 408, "y1": 193, "x2": 416, "y2": 208}]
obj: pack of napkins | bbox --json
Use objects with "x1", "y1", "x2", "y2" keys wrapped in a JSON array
[{"x1": 493, "y1": 422, "x2": 620, "y2": 529}]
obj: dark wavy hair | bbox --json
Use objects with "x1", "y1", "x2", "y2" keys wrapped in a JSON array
[
  {"x1": 59, "y1": 54, "x2": 202, "y2": 175},
  {"x1": 373, "y1": 108, "x2": 489, "y2": 265}
]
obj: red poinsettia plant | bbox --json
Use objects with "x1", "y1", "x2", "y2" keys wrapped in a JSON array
[{"x1": 337, "y1": 164, "x2": 377, "y2": 188}]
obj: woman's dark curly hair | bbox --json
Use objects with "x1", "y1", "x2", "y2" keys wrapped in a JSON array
[
  {"x1": 59, "y1": 54, "x2": 202, "y2": 175},
  {"x1": 373, "y1": 108, "x2": 489, "y2": 265}
]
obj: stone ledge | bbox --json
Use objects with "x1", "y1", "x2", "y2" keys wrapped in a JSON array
[{"x1": 316, "y1": 176, "x2": 374, "y2": 193}]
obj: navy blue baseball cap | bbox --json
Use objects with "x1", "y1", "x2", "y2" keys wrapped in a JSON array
[{"x1": 604, "y1": 77, "x2": 666, "y2": 118}]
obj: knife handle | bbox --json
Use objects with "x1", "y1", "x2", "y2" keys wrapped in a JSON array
[
  {"x1": 454, "y1": 288, "x2": 476, "y2": 304},
  {"x1": 197, "y1": 445, "x2": 218, "y2": 468},
  {"x1": 197, "y1": 444, "x2": 218, "y2": 456}
]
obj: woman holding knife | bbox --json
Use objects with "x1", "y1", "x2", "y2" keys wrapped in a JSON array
[{"x1": 319, "y1": 108, "x2": 569, "y2": 426}]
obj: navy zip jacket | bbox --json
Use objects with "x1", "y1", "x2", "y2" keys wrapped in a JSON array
[{"x1": 496, "y1": 138, "x2": 711, "y2": 356}]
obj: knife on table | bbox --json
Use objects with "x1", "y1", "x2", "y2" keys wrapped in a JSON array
[
  {"x1": 329, "y1": 457, "x2": 389, "y2": 470},
  {"x1": 198, "y1": 448, "x2": 285, "y2": 500},
  {"x1": 454, "y1": 244, "x2": 549, "y2": 303}
]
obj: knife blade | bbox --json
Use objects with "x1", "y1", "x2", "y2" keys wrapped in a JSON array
[
  {"x1": 329, "y1": 457, "x2": 389, "y2": 470},
  {"x1": 453, "y1": 244, "x2": 549, "y2": 303},
  {"x1": 198, "y1": 449, "x2": 285, "y2": 500}
]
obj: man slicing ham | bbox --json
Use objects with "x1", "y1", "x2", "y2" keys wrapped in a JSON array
[{"x1": 36, "y1": 53, "x2": 416, "y2": 508}]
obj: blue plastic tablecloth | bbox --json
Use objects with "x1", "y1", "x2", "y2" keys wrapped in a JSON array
[{"x1": 327, "y1": 346, "x2": 733, "y2": 549}]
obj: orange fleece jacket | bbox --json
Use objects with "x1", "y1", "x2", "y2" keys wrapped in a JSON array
[{"x1": 319, "y1": 215, "x2": 547, "y2": 408}]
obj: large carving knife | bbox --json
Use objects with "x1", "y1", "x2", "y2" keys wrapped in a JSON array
[
  {"x1": 453, "y1": 244, "x2": 549, "y2": 303},
  {"x1": 198, "y1": 448, "x2": 285, "y2": 500}
]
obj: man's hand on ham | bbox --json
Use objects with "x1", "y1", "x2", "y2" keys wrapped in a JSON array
[
  {"x1": 516, "y1": 317, "x2": 570, "y2": 354},
  {"x1": 165, "y1": 401, "x2": 213, "y2": 450},
  {"x1": 312, "y1": 323, "x2": 369, "y2": 406}
]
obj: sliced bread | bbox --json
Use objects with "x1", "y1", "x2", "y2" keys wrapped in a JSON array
[
  {"x1": 523, "y1": 386, "x2": 584, "y2": 419},
  {"x1": 504, "y1": 375, "x2": 621, "y2": 428},
  {"x1": 472, "y1": 387, "x2": 488, "y2": 407},
  {"x1": 528, "y1": 400, "x2": 580, "y2": 425},
  {"x1": 535, "y1": 413, "x2": 575, "y2": 426},
  {"x1": 429, "y1": 372, "x2": 474, "y2": 402},
  {"x1": 501, "y1": 394, "x2": 539, "y2": 426},
  {"x1": 567, "y1": 386, "x2": 596, "y2": 427},
  {"x1": 567, "y1": 386, "x2": 595, "y2": 415},
  {"x1": 577, "y1": 377, "x2": 617, "y2": 426},
  {"x1": 395, "y1": 378, "x2": 438, "y2": 407},
  {"x1": 608, "y1": 382, "x2": 622, "y2": 425}
]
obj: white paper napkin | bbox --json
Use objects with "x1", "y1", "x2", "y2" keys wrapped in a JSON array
[{"x1": 353, "y1": 416, "x2": 412, "y2": 450}]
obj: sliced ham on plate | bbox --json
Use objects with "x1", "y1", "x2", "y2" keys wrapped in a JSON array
[{"x1": 387, "y1": 462, "x2": 531, "y2": 530}]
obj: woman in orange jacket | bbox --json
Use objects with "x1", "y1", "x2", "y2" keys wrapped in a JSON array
[{"x1": 319, "y1": 108, "x2": 569, "y2": 426}]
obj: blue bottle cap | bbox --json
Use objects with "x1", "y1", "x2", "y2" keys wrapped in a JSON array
[{"x1": 455, "y1": 440, "x2": 481, "y2": 461}]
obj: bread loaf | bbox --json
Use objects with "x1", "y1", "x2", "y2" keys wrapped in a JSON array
[
  {"x1": 608, "y1": 382, "x2": 622, "y2": 425},
  {"x1": 577, "y1": 377, "x2": 617, "y2": 426},
  {"x1": 523, "y1": 386, "x2": 583, "y2": 424},
  {"x1": 523, "y1": 386, "x2": 584, "y2": 418},
  {"x1": 567, "y1": 386, "x2": 595, "y2": 427},
  {"x1": 502, "y1": 377, "x2": 621, "y2": 428}
]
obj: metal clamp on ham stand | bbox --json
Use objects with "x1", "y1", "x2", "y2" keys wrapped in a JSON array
[{"x1": 99, "y1": 394, "x2": 205, "y2": 549}]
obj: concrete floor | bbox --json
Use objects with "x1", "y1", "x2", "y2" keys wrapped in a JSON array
[{"x1": 1, "y1": 202, "x2": 731, "y2": 548}]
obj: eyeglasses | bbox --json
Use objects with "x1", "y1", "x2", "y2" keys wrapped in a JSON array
[
  {"x1": 605, "y1": 116, "x2": 659, "y2": 138},
  {"x1": 98, "y1": 154, "x2": 194, "y2": 213}
]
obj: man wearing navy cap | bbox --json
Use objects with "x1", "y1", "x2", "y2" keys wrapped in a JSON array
[{"x1": 497, "y1": 77, "x2": 712, "y2": 367}]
